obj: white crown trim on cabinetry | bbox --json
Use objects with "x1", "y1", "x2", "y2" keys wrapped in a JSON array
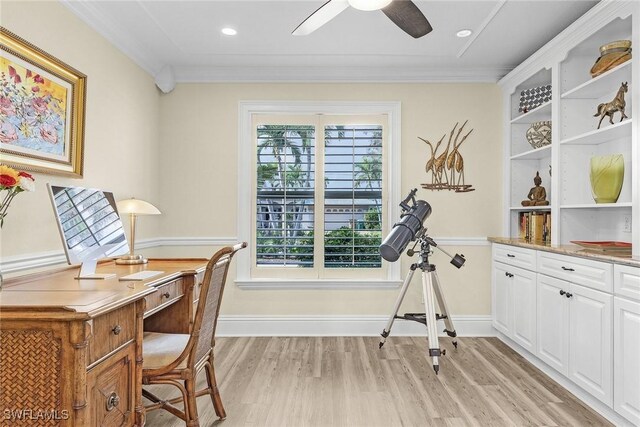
[{"x1": 498, "y1": 0, "x2": 634, "y2": 92}]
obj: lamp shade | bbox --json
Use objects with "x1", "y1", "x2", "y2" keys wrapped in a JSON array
[
  {"x1": 348, "y1": 0, "x2": 392, "y2": 11},
  {"x1": 117, "y1": 198, "x2": 161, "y2": 215}
]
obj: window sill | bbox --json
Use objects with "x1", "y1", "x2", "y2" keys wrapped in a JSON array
[{"x1": 235, "y1": 279, "x2": 403, "y2": 290}]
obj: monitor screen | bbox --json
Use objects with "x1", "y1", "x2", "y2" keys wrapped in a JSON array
[{"x1": 48, "y1": 184, "x2": 129, "y2": 276}]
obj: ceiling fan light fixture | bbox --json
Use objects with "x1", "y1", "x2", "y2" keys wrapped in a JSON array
[
  {"x1": 348, "y1": 0, "x2": 393, "y2": 12},
  {"x1": 221, "y1": 27, "x2": 237, "y2": 36}
]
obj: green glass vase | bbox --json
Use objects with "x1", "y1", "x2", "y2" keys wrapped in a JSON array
[{"x1": 590, "y1": 154, "x2": 624, "y2": 203}]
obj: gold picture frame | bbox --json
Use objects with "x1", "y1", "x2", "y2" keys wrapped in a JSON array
[{"x1": 0, "y1": 27, "x2": 86, "y2": 177}]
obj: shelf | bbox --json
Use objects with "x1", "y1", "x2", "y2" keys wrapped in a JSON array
[
  {"x1": 561, "y1": 61, "x2": 631, "y2": 99},
  {"x1": 511, "y1": 144, "x2": 551, "y2": 160},
  {"x1": 560, "y1": 119, "x2": 632, "y2": 145},
  {"x1": 510, "y1": 101, "x2": 552, "y2": 124},
  {"x1": 510, "y1": 206, "x2": 551, "y2": 211},
  {"x1": 560, "y1": 202, "x2": 632, "y2": 209}
]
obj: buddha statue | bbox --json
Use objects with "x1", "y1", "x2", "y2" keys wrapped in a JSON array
[{"x1": 522, "y1": 171, "x2": 549, "y2": 206}]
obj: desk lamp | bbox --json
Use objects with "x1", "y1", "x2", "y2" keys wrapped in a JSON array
[{"x1": 116, "y1": 198, "x2": 161, "y2": 265}]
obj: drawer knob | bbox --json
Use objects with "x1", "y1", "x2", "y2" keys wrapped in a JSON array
[
  {"x1": 161, "y1": 292, "x2": 171, "y2": 299},
  {"x1": 506, "y1": 254, "x2": 516, "y2": 258},
  {"x1": 106, "y1": 392, "x2": 120, "y2": 411},
  {"x1": 566, "y1": 292, "x2": 573, "y2": 299},
  {"x1": 112, "y1": 325, "x2": 122, "y2": 335},
  {"x1": 559, "y1": 290, "x2": 566, "y2": 296},
  {"x1": 561, "y1": 266, "x2": 575, "y2": 272},
  {"x1": 505, "y1": 272, "x2": 514, "y2": 278}
]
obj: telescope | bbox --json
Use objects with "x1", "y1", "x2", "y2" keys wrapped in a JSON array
[
  {"x1": 379, "y1": 189, "x2": 430, "y2": 262},
  {"x1": 378, "y1": 189, "x2": 466, "y2": 374}
]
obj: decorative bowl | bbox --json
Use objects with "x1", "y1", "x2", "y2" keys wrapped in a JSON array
[{"x1": 526, "y1": 121, "x2": 552, "y2": 149}]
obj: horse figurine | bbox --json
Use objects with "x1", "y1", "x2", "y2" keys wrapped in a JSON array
[{"x1": 594, "y1": 82, "x2": 628, "y2": 129}]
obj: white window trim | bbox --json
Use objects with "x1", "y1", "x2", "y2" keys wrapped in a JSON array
[{"x1": 237, "y1": 101, "x2": 402, "y2": 289}]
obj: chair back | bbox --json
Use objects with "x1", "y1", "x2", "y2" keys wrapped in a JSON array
[{"x1": 189, "y1": 242, "x2": 246, "y2": 366}]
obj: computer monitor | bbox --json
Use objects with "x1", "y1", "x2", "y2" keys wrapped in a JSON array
[{"x1": 47, "y1": 184, "x2": 130, "y2": 279}]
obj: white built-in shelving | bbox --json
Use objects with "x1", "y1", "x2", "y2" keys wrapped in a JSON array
[{"x1": 500, "y1": 1, "x2": 639, "y2": 256}]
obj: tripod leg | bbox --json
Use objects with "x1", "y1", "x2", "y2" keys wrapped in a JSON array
[
  {"x1": 422, "y1": 271, "x2": 441, "y2": 374},
  {"x1": 379, "y1": 268, "x2": 416, "y2": 349},
  {"x1": 432, "y1": 270, "x2": 458, "y2": 349}
]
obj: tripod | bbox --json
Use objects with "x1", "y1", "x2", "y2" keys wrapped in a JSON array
[{"x1": 379, "y1": 232, "x2": 462, "y2": 374}]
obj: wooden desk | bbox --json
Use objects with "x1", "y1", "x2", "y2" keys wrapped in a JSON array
[{"x1": 0, "y1": 258, "x2": 207, "y2": 426}]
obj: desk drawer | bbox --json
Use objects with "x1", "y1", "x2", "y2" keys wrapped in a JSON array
[
  {"x1": 87, "y1": 343, "x2": 135, "y2": 426},
  {"x1": 537, "y1": 251, "x2": 612, "y2": 293},
  {"x1": 88, "y1": 305, "x2": 135, "y2": 366},
  {"x1": 145, "y1": 279, "x2": 184, "y2": 314},
  {"x1": 493, "y1": 244, "x2": 536, "y2": 271}
]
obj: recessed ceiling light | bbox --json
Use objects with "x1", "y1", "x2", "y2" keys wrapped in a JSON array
[
  {"x1": 348, "y1": 0, "x2": 392, "y2": 11},
  {"x1": 221, "y1": 28, "x2": 237, "y2": 36},
  {"x1": 456, "y1": 29, "x2": 473, "y2": 38}
]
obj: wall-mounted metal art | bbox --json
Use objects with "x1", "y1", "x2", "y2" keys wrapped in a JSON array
[{"x1": 420, "y1": 120, "x2": 474, "y2": 193}]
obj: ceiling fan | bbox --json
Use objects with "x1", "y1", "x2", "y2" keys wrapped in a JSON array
[{"x1": 292, "y1": 0, "x2": 433, "y2": 39}]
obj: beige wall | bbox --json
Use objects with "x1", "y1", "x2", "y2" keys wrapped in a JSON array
[
  {"x1": 0, "y1": 1, "x2": 503, "y2": 318},
  {"x1": 0, "y1": 1, "x2": 161, "y2": 259},
  {"x1": 155, "y1": 83, "x2": 503, "y2": 316}
]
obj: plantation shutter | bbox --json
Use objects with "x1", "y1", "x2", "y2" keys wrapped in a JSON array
[{"x1": 323, "y1": 125, "x2": 383, "y2": 268}]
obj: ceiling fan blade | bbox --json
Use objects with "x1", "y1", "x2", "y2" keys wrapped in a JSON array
[
  {"x1": 382, "y1": 0, "x2": 433, "y2": 39},
  {"x1": 292, "y1": 0, "x2": 350, "y2": 36}
]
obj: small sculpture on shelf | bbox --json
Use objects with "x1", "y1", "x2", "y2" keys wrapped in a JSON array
[
  {"x1": 521, "y1": 171, "x2": 549, "y2": 206},
  {"x1": 594, "y1": 82, "x2": 628, "y2": 129}
]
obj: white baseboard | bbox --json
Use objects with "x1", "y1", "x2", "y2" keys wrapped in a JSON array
[{"x1": 215, "y1": 314, "x2": 494, "y2": 337}]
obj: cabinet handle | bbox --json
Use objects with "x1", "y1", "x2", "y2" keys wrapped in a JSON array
[
  {"x1": 561, "y1": 266, "x2": 575, "y2": 272},
  {"x1": 506, "y1": 254, "x2": 516, "y2": 258},
  {"x1": 111, "y1": 325, "x2": 121, "y2": 335},
  {"x1": 106, "y1": 392, "x2": 120, "y2": 411},
  {"x1": 559, "y1": 290, "x2": 566, "y2": 296},
  {"x1": 161, "y1": 292, "x2": 171, "y2": 299},
  {"x1": 505, "y1": 272, "x2": 514, "y2": 278},
  {"x1": 566, "y1": 293, "x2": 573, "y2": 299}
]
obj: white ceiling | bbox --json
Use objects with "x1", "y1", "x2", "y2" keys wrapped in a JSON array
[{"x1": 62, "y1": 0, "x2": 598, "y2": 85}]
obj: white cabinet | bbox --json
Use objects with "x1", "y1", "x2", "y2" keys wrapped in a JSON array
[
  {"x1": 536, "y1": 273, "x2": 613, "y2": 406},
  {"x1": 492, "y1": 245, "x2": 537, "y2": 354},
  {"x1": 614, "y1": 296, "x2": 640, "y2": 425},
  {"x1": 536, "y1": 274, "x2": 569, "y2": 375}
]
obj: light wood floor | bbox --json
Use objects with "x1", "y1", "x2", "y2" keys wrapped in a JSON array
[{"x1": 144, "y1": 337, "x2": 612, "y2": 427}]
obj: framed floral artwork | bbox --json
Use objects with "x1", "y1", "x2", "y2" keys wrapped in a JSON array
[{"x1": 0, "y1": 27, "x2": 86, "y2": 177}]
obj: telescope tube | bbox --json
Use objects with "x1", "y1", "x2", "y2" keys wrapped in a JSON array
[{"x1": 379, "y1": 200, "x2": 432, "y2": 262}]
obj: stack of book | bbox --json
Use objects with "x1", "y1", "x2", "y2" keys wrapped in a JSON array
[{"x1": 519, "y1": 211, "x2": 551, "y2": 243}]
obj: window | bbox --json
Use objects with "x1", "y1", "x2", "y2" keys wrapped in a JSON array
[{"x1": 238, "y1": 102, "x2": 401, "y2": 288}]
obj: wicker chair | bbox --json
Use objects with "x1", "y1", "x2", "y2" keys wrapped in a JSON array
[{"x1": 141, "y1": 242, "x2": 246, "y2": 426}]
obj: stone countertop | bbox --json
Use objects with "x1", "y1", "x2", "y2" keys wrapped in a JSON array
[{"x1": 488, "y1": 237, "x2": 640, "y2": 268}]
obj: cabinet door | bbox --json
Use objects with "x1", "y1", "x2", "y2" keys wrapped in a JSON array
[
  {"x1": 512, "y1": 267, "x2": 537, "y2": 353},
  {"x1": 569, "y1": 284, "x2": 612, "y2": 406},
  {"x1": 614, "y1": 297, "x2": 640, "y2": 424},
  {"x1": 536, "y1": 274, "x2": 569, "y2": 376},
  {"x1": 492, "y1": 262, "x2": 512, "y2": 336},
  {"x1": 87, "y1": 344, "x2": 135, "y2": 427}
]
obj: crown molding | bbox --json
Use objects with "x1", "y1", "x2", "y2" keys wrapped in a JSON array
[
  {"x1": 174, "y1": 65, "x2": 510, "y2": 83},
  {"x1": 60, "y1": 0, "x2": 163, "y2": 76}
]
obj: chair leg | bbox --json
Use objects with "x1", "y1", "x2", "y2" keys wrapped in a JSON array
[
  {"x1": 205, "y1": 361, "x2": 227, "y2": 420},
  {"x1": 185, "y1": 376, "x2": 200, "y2": 427}
]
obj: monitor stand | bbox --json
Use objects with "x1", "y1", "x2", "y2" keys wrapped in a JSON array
[{"x1": 76, "y1": 258, "x2": 116, "y2": 280}]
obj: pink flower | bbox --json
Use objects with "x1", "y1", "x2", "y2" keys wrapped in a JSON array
[
  {"x1": 26, "y1": 70, "x2": 32, "y2": 78},
  {"x1": 31, "y1": 86, "x2": 40, "y2": 93},
  {"x1": 31, "y1": 97, "x2": 48, "y2": 114},
  {"x1": 0, "y1": 96, "x2": 15, "y2": 116},
  {"x1": 0, "y1": 121, "x2": 18, "y2": 143},
  {"x1": 33, "y1": 74, "x2": 45, "y2": 84},
  {"x1": 40, "y1": 123, "x2": 58, "y2": 144}
]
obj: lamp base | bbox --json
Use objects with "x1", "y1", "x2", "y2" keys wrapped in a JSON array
[{"x1": 115, "y1": 255, "x2": 148, "y2": 265}]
